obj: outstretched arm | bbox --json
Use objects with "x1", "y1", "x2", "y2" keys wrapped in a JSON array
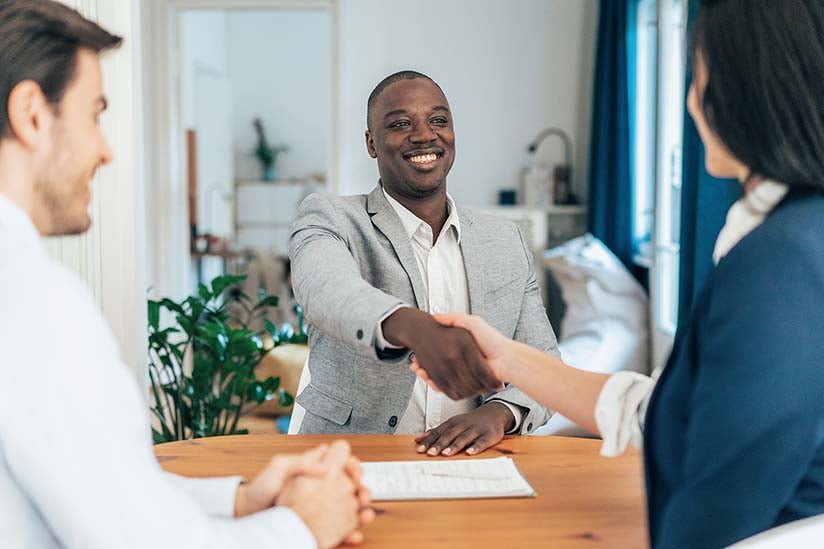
[{"x1": 415, "y1": 313, "x2": 610, "y2": 436}]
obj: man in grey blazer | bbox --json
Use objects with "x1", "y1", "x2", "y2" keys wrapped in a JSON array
[{"x1": 289, "y1": 70, "x2": 561, "y2": 457}]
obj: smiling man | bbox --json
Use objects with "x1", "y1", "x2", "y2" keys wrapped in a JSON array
[{"x1": 289, "y1": 71, "x2": 561, "y2": 456}]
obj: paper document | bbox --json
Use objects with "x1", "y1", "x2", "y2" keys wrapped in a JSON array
[{"x1": 361, "y1": 456, "x2": 536, "y2": 501}]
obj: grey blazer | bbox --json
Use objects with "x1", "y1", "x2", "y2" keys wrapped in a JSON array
[{"x1": 288, "y1": 185, "x2": 560, "y2": 435}]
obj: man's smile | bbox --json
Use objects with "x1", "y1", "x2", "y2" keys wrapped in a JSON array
[{"x1": 403, "y1": 148, "x2": 444, "y2": 171}]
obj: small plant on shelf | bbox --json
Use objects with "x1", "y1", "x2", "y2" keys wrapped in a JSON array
[{"x1": 252, "y1": 117, "x2": 288, "y2": 181}]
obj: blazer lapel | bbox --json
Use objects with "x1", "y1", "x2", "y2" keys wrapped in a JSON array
[
  {"x1": 457, "y1": 209, "x2": 486, "y2": 317},
  {"x1": 366, "y1": 186, "x2": 429, "y2": 310}
]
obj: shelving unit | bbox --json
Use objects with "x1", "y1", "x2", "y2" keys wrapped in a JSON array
[{"x1": 233, "y1": 179, "x2": 322, "y2": 255}]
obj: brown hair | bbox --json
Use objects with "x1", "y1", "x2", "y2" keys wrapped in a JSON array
[{"x1": 0, "y1": 0, "x2": 122, "y2": 138}]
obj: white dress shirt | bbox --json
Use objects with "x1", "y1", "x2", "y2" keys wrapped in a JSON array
[
  {"x1": 375, "y1": 189, "x2": 523, "y2": 435},
  {"x1": 594, "y1": 180, "x2": 789, "y2": 457},
  {"x1": 0, "y1": 194, "x2": 316, "y2": 549}
]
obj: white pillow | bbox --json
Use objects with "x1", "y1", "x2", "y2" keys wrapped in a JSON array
[{"x1": 534, "y1": 234, "x2": 649, "y2": 437}]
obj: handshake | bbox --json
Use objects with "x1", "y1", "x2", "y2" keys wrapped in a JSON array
[
  {"x1": 382, "y1": 307, "x2": 513, "y2": 401},
  {"x1": 236, "y1": 440, "x2": 374, "y2": 549}
]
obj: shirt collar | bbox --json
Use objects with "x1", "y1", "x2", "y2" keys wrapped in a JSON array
[
  {"x1": 0, "y1": 193, "x2": 40, "y2": 246},
  {"x1": 381, "y1": 185, "x2": 462, "y2": 244},
  {"x1": 712, "y1": 179, "x2": 788, "y2": 263}
]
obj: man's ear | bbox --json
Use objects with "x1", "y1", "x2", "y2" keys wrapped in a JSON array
[
  {"x1": 6, "y1": 80, "x2": 51, "y2": 150},
  {"x1": 365, "y1": 129, "x2": 377, "y2": 159}
]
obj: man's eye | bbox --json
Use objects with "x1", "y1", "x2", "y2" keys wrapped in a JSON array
[
  {"x1": 389, "y1": 120, "x2": 410, "y2": 128},
  {"x1": 431, "y1": 117, "x2": 448, "y2": 125}
]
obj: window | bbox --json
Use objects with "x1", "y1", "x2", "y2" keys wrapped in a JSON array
[
  {"x1": 653, "y1": 0, "x2": 687, "y2": 335},
  {"x1": 629, "y1": 0, "x2": 658, "y2": 262},
  {"x1": 630, "y1": 0, "x2": 687, "y2": 337}
]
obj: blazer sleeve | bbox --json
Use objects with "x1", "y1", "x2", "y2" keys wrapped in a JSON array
[
  {"x1": 655, "y1": 235, "x2": 824, "y2": 548},
  {"x1": 485, "y1": 225, "x2": 562, "y2": 434},
  {"x1": 289, "y1": 193, "x2": 407, "y2": 361}
]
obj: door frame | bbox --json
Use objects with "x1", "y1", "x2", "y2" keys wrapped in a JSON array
[{"x1": 141, "y1": 0, "x2": 339, "y2": 300}]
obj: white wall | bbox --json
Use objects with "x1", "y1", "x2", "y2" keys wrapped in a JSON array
[
  {"x1": 179, "y1": 11, "x2": 229, "y2": 128},
  {"x1": 143, "y1": 0, "x2": 599, "y2": 301},
  {"x1": 48, "y1": 0, "x2": 147, "y2": 381},
  {"x1": 227, "y1": 10, "x2": 331, "y2": 181},
  {"x1": 180, "y1": 11, "x2": 234, "y2": 239},
  {"x1": 336, "y1": 0, "x2": 599, "y2": 206}
]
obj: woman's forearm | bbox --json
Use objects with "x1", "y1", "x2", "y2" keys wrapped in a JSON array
[{"x1": 500, "y1": 341, "x2": 610, "y2": 435}]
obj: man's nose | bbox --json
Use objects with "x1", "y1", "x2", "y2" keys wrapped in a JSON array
[
  {"x1": 100, "y1": 137, "x2": 113, "y2": 165},
  {"x1": 409, "y1": 123, "x2": 437, "y2": 143}
]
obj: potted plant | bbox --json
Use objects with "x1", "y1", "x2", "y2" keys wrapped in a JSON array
[
  {"x1": 147, "y1": 274, "x2": 304, "y2": 443},
  {"x1": 252, "y1": 117, "x2": 288, "y2": 181}
]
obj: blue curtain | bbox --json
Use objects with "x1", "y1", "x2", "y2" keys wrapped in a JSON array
[
  {"x1": 587, "y1": 0, "x2": 640, "y2": 279},
  {"x1": 677, "y1": 0, "x2": 740, "y2": 324}
]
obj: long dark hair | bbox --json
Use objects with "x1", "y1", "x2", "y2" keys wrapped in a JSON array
[{"x1": 693, "y1": 0, "x2": 824, "y2": 192}]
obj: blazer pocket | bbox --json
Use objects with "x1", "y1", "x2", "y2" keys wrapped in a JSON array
[
  {"x1": 485, "y1": 277, "x2": 522, "y2": 303},
  {"x1": 296, "y1": 384, "x2": 354, "y2": 426}
]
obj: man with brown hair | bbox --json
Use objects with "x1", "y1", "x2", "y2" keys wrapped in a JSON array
[{"x1": 0, "y1": 2, "x2": 371, "y2": 547}]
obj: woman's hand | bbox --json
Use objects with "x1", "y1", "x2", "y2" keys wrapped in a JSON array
[{"x1": 410, "y1": 313, "x2": 513, "y2": 392}]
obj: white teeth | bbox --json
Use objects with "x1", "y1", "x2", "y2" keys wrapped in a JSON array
[{"x1": 409, "y1": 154, "x2": 438, "y2": 164}]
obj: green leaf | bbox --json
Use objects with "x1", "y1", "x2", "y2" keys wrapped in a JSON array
[
  {"x1": 278, "y1": 389, "x2": 295, "y2": 408},
  {"x1": 211, "y1": 274, "x2": 247, "y2": 296},
  {"x1": 198, "y1": 283, "x2": 211, "y2": 303},
  {"x1": 254, "y1": 295, "x2": 280, "y2": 310},
  {"x1": 247, "y1": 382, "x2": 267, "y2": 404},
  {"x1": 228, "y1": 337, "x2": 261, "y2": 357},
  {"x1": 148, "y1": 300, "x2": 160, "y2": 331},
  {"x1": 159, "y1": 298, "x2": 185, "y2": 315},
  {"x1": 152, "y1": 428, "x2": 170, "y2": 444},
  {"x1": 263, "y1": 319, "x2": 280, "y2": 345},
  {"x1": 232, "y1": 290, "x2": 253, "y2": 304},
  {"x1": 289, "y1": 333, "x2": 308, "y2": 345}
]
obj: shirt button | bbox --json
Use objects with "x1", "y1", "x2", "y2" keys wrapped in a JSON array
[
  {"x1": 408, "y1": 352, "x2": 416, "y2": 364},
  {"x1": 433, "y1": 307, "x2": 441, "y2": 313},
  {"x1": 527, "y1": 422, "x2": 533, "y2": 432},
  {"x1": 388, "y1": 416, "x2": 398, "y2": 428},
  {"x1": 356, "y1": 329, "x2": 364, "y2": 340}
]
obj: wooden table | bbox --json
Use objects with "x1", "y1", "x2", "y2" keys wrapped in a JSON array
[{"x1": 156, "y1": 435, "x2": 647, "y2": 548}]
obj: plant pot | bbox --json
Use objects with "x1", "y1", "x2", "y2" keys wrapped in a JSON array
[{"x1": 263, "y1": 165, "x2": 277, "y2": 181}]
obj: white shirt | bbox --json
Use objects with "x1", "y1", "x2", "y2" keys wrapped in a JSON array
[
  {"x1": 0, "y1": 195, "x2": 316, "y2": 549},
  {"x1": 594, "y1": 180, "x2": 789, "y2": 457},
  {"x1": 375, "y1": 189, "x2": 523, "y2": 434}
]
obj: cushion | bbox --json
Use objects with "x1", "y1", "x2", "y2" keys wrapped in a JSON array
[{"x1": 534, "y1": 234, "x2": 649, "y2": 437}]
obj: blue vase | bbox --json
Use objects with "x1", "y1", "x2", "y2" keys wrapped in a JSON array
[{"x1": 264, "y1": 165, "x2": 277, "y2": 181}]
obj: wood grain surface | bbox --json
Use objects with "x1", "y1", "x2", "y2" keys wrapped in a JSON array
[{"x1": 156, "y1": 434, "x2": 648, "y2": 548}]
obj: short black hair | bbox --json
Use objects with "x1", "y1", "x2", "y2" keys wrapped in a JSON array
[
  {"x1": 692, "y1": 0, "x2": 824, "y2": 192},
  {"x1": 366, "y1": 70, "x2": 441, "y2": 128},
  {"x1": 0, "y1": 0, "x2": 122, "y2": 139}
]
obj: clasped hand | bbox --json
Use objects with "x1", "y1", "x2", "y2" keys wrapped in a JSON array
[{"x1": 235, "y1": 440, "x2": 374, "y2": 549}]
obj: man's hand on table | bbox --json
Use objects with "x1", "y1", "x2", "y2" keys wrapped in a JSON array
[
  {"x1": 415, "y1": 401, "x2": 515, "y2": 457},
  {"x1": 381, "y1": 307, "x2": 502, "y2": 401},
  {"x1": 236, "y1": 440, "x2": 375, "y2": 548}
]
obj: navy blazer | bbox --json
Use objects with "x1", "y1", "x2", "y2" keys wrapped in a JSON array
[{"x1": 644, "y1": 191, "x2": 824, "y2": 548}]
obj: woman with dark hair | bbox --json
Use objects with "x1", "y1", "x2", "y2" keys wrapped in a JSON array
[{"x1": 412, "y1": 0, "x2": 824, "y2": 547}]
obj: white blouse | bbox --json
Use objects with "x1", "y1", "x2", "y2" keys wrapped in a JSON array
[{"x1": 594, "y1": 180, "x2": 788, "y2": 457}]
